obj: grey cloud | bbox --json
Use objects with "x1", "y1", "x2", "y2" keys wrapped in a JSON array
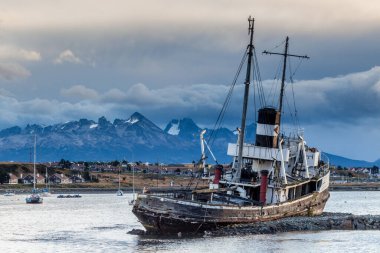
[
  {"x1": 0, "y1": 66, "x2": 379, "y2": 132},
  {"x1": 60, "y1": 85, "x2": 99, "y2": 100},
  {"x1": 285, "y1": 66, "x2": 380, "y2": 125},
  {"x1": 0, "y1": 63, "x2": 30, "y2": 80}
]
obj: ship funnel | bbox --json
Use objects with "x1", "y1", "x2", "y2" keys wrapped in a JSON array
[{"x1": 255, "y1": 107, "x2": 280, "y2": 148}]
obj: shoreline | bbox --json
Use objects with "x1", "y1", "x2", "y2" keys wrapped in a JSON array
[
  {"x1": 0, "y1": 186, "x2": 187, "y2": 194},
  {"x1": 2, "y1": 183, "x2": 380, "y2": 194}
]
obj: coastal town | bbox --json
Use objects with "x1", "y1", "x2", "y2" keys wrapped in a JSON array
[
  {"x1": 0, "y1": 160, "x2": 206, "y2": 191},
  {"x1": 0, "y1": 160, "x2": 379, "y2": 190}
]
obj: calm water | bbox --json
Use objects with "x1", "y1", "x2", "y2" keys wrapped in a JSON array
[{"x1": 1, "y1": 191, "x2": 379, "y2": 253}]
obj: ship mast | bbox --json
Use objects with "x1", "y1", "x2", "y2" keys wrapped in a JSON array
[
  {"x1": 263, "y1": 37, "x2": 309, "y2": 134},
  {"x1": 234, "y1": 17, "x2": 254, "y2": 182}
]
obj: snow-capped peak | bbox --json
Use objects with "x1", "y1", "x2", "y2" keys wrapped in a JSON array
[
  {"x1": 167, "y1": 121, "x2": 180, "y2": 135},
  {"x1": 126, "y1": 118, "x2": 139, "y2": 124},
  {"x1": 89, "y1": 124, "x2": 98, "y2": 129}
]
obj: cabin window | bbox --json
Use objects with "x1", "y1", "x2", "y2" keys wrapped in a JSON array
[
  {"x1": 316, "y1": 179, "x2": 322, "y2": 191},
  {"x1": 295, "y1": 186, "x2": 302, "y2": 198},
  {"x1": 248, "y1": 187, "x2": 260, "y2": 201},
  {"x1": 309, "y1": 181, "x2": 317, "y2": 192},
  {"x1": 288, "y1": 188, "x2": 295, "y2": 200},
  {"x1": 301, "y1": 183, "x2": 310, "y2": 195}
]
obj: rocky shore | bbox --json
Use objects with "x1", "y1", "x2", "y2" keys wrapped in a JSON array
[
  {"x1": 206, "y1": 212, "x2": 380, "y2": 237},
  {"x1": 128, "y1": 212, "x2": 380, "y2": 237}
]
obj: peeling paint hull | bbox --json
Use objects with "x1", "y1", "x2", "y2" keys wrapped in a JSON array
[{"x1": 132, "y1": 188, "x2": 330, "y2": 234}]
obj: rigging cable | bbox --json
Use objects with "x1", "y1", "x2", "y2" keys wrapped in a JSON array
[
  {"x1": 267, "y1": 40, "x2": 285, "y2": 107},
  {"x1": 268, "y1": 39, "x2": 286, "y2": 52},
  {"x1": 268, "y1": 60, "x2": 282, "y2": 107},
  {"x1": 207, "y1": 47, "x2": 249, "y2": 148},
  {"x1": 252, "y1": 47, "x2": 266, "y2": 107},
  {"x1": 287, "y1": 56, "x2": 301, "y2": 129}
]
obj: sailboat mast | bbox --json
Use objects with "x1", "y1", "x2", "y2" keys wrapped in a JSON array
[
  {"x1": 45, "y1": 167, "x2": 48, "y2": 189},
  {"x1": 118, "y1": 168, "x2": 121, "y2": 190},
  {"x1": 235, "y1": 17, "x2": 254, "y2": 182},
  {"x1": 132, "y1": 164, "x2": 135, "y2": 197},
  {"x1": 33, "y1": 134, "x2": 36, "y2": 191}
]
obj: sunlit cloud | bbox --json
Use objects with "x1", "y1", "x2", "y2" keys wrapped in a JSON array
[
  {"x1": 54, "y1": 50, "x2": 82, "y2": 64},
  {"x1": 0, "y1": 46, "x2": 41, "y2": 62}
]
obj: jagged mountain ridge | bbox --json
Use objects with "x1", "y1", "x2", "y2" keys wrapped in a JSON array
[
  {"x1": 0, "y1": 112, "x2": 377, "y2": 166},
  {"x1": 0, "y1": 112, "x2": 236, "y2": 163}
]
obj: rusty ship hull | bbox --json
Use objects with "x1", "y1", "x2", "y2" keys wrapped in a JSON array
[{"x1": 132, "y1": 175, "x2": 330, "y2": 234}]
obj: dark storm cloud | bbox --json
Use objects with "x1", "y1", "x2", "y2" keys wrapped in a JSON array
[
  {"x1": 1, "y1": 66, "x2": 379, "y2": 129},
  {"x1": 287, "y1": 67, "x2": 380, "y2": 125}
]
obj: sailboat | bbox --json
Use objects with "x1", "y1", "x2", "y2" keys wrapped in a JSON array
[
  {"x1": 129, "y1": 163, "x2": 136, "y2": 205},
  {"x1": 41, "y1": 166, "x2": 52, "y2": 197},
  {"x1": 26, "y1": 135, "x2": 43, "y2": 204},
  {"x1": 116, "y1": 167, "x2": 124, "y2": 196},
  {"x1": 132, "y1": 17, "x2": 330, "y2": 234}
]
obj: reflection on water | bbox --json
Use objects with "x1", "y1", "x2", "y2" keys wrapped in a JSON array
[{"x1": 0, "y1": 191, "x2": 379, "y2": 253}]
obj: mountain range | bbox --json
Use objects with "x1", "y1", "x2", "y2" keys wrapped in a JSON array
[{"x1": 0, "y1": 112, "x2": 378, "y2": 167}]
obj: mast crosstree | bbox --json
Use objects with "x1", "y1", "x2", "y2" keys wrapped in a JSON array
[{"x1": 263, "y1": 37, "x2": 309, "y2": 124}]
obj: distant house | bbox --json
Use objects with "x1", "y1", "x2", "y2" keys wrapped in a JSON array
[
  {"x1": 35, "y1": 174, "x2": 45, "y2": 184},
  {"x1": 371, "y1": 167, "x2": 379, "y2": 175},
  {"x1": 89, "y1": 164, "x2": 118, "y2": 172},
  {"x1": 49, "y1": 174, "x2": 70, "y2": 184},
  {"x1": 71, "y1": 163, "x2": 86, "y2": 171},
  {"x1": 69, "y1": 175, "x2": 84, "y2": 183},
  {"x1": 20, "y1": 173, "x2": 45, "y2": 184},
  {"x1": 7, "y1": 173, "x2": 19, "y2": 184}
]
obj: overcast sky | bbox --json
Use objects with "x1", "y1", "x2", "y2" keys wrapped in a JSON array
[{"x1": 0, "y1": 0, "x2": 380, "y2": 161}]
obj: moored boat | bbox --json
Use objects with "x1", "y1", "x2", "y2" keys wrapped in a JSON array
[
  {"x1": 26, "y1": 135, "x2": 43, "y2": 204},
  {"x1": 116, "y1": 167, "x2": 124, "y2": 196},
  {"x1": 4, "y1": 190, "x2": 15, "y2": 196},
  {"x1": 57, "y1": 194, "x2": 82, "y2": 198},
  {"x1": 26, "y1": 192, "x2": 43, "y2": 204},
  {"x1": 132, "y1": 17, "x2": 330, "y2": 235}
]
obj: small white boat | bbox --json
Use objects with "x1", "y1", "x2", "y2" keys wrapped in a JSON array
[
  {"x1": 129, "y1": 164, "x2": 136, "y2": 205},
  {"x1": 116, "y1": 168, "x2": 124, "y2": 196},
  {"x1": 116, "y1": 189, "x2": 124, "y2": 196},
  {"x1": 41, "y1": 189, "x2": 52, "y2": 197},
  {"x1": 4, "y1": 190, "x2": 15, "y2": 196}
]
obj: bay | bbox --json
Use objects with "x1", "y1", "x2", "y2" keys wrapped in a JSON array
[{"x1": 0, "y1": 191, "x2": 379, "y2": 253}]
